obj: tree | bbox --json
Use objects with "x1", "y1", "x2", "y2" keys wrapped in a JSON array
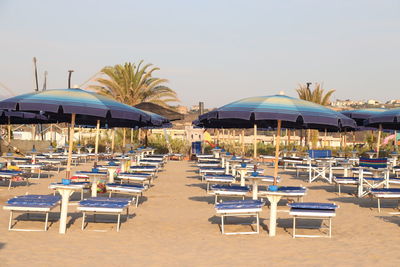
[
  {"x1": 296, "y1": 82, "x2": 335, "y2": 106},
  {"x1": 296, "y1": 83, "x2": 336, "y2": 148},
  {"x1": 88, "y1": 61, "x2": 179, "y2": 107}
]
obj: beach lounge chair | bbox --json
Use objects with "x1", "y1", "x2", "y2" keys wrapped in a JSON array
[
  {"x1": 357, "y1": 158, "x2": 389, "y2": 198},
  {"x1": 77, "y1": 197, "x2": 130, "y2": 232},
  {"x1": 210, "y1": 184, "x2": 250, "y2": 203},
  {"x1": 4, "y1": 195, "x2": 61, "y2": 231},
  {"x1": 197, "y1": 161, "x2": 221, "y2": 168},
  {"x1": 288, "y1": 202, "x2": 338, "y2": 238},
  {"x1": 105, "y1": 183, "x2": 147, "y2": 207},
  {"x1": 333, "y1": 176, "x2": 359, "y2": 195},
  {"x1": 0, "y1": 170, "x2": 27, "y2": 189},
  {"x1": 215, "y1": 199, "x2": 264, "y2": 235},
  {"x1": 203, "y1": 174, "x2": 236, "y2": 191},
  {"x1": 370, "y1": 188, "x2": 400, "y2": 212},
  {"x1": 199, "y1": 167, "x2": 226, "y2": 176},
  {"x1": 258, "y1": 186, "x2": 307, "y2": 204},
  {"x1": 117, "y1": 172, "x2": 153, "y2": 185},
  {"x1": 129, "y1": 166, "x2": 158, "y2": 175}
]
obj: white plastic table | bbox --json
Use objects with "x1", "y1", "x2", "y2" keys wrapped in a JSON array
[
  {"x1": 246, "y1": 176, "x2": 265, "y2": 200},
  {"x1": 237, "y1": 167, "x2": 248, "y2": 186}
]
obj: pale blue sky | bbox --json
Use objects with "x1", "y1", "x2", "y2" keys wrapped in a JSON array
[{"x1": 0, "y1": 0, "x2": 399, "y2": 108}]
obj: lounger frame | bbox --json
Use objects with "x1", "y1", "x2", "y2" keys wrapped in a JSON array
[
  {"x1": 216, "y1": 208, "x2": 262, "y2": 235},
  {"x1": 78, "y1": 206, "x2": 129, "y2": 232},
  {"x1": 4, "y1": 205, "x2": 58, "y2": 232},
  {"x1": 290, "y1": 211, "x2": 335, "y2": 238}
]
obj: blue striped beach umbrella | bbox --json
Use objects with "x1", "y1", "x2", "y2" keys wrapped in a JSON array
[
  {"x1": 341, "y1": 108, "x2": 386, "y2": 127},
  {"x1": 365, "y1": 108, "x2": 400, "y2": 155},
  {"x1": 0, "y1": 88, "x2": 153, "y2": 178},
  {"x1": 197, "y1": 94, "x2": 356, "y2": 184}
]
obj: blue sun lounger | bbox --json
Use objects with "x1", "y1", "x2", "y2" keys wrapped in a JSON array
[
  {"x1": 370, "y1": 188, "x2": 400, "y2": 212},
  {"x1": 77, "y1": 197, "x2": 131, "y2": 232},
  {"x1": 288, "y1": 202, "x2": 338, "y2": 238},
  {"x1": 0, "y1": 170, "x2": 26, "y2": 189},
  {"x1": 130, "y1": 165, "x2": 158, "y2": 175},
  {"x1": 199, "y1": 167, "x2": 226, "y2": 177},
  {"x1": 210, "y1": 184, "x2": 250, "y2": 203},
  {"x1": 4, "y1": 195, "x2": 61, "y2": 231},
  {"x1": 215, "y1": 199, "x2": 264, "y2": 235},
  {"x1": 106, "y1": 183, "x2": 147, "y2": 207},
  {"x1": 117, "y1": 172, "x2": 153, "y2": 185},
  {"x1": 333, "y1": 176, "x2": 359, "y2": 195},
  {"x1": 203, "y1": 174, "x2": 236, "y2": 191}
]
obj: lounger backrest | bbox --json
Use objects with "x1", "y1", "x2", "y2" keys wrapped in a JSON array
[
  {"x1": 359, "y1": 157, "x2": 387, "y2": 169},
  {"x1": 308, "y1": 150, "x2": 332, "y2": 158}
]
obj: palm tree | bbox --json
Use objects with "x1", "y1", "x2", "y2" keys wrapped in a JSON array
[
  {"x1": 296, "y1": 82, "x2": 335, "y2": 105},
  {"x1": 296, "y1": 83, "x2": 335, "y2": 149},
  {"x1": 88, "y1": 61, "x2": 179, "y2": 107}
]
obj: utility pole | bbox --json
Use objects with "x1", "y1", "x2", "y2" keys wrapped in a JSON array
[
  {"x1": 33, "y1": 57, "x2": 39, "y2": 91},
  {"x1": 68, "y1": 70, "x2": 74, "y2": 88}
]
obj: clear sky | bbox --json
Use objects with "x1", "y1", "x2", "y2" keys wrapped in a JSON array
[{"x1": 0, "y1": 0, "x2": 399, "y2": 108}]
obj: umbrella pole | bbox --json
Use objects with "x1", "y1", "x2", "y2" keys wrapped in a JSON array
[
  {"x1": 94, "y1": 120, "x2": 100, "y2": 160},
  {"x1": 376, "y1": 124, "x2": 382, "y2": 157},
  {"x1": 273, "y1": 120, "x2": 282, "y2": 185},
  {"x1": 241, "y1": 129, "x2": 245, "y2": 156},
  {"x1": 253, "y1": 124, "x2": 257, "y2": 159},
  {"x1": 7, "y1": 117, "x2": 11, "y2": 143},
  {"x1": 50, "y1": 124, "x2": 53, "y2": 143},
  {"x1": 138, "y1": 128, "x2": 142, "y2": 145},
  {"x1": 217, "y1": 129, "x2": 220, "y2": 145},
  {"x1": 287, "y1": 129, "x2": 291, "y2": 147},
  {"x1": 324, "y1": 129, "x2": 327, "y2": 148},
  {"x1": 66, "y1": 113, "x2": 76, "y2": 179},
  {"x1": 353, "y1": 131, "x2": 356, "y2": 147},
  {"x1": 123, "y1": 128, "x2": 126, "y2": 149},
  {"x1": 130, "y1": 128, "x2": 133, "y2": 144},
  {"x1": 111, "y1": 128, "x2": 115, "y2": 153}
]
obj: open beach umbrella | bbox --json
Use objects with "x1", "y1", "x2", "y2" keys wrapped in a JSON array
[
  {"x1": 197, "y1": 94, "x2": 356, "y2": 184},
  {"x1": 341, "y1": 108, "x2": 387, "y2": 126},
  {"x1": 0, "y1": 88, "x2": 152, "y2": 178},
  {"x1": 341, "y1": 108, "x2": 388, "y2": 150},
  {"x1": 0, "y1": 110, "x2": 50, "y2": 143},
  {"x1": 365, "y1": 108, "x2": 400, "y2": 155}
]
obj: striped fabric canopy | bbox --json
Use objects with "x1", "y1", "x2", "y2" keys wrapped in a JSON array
[
  {"x1": 0, "y1": 110, "x2": 49, "y2": 125},
  {"x1": 0, "y1": 88, "x2": 152, "y2": 127},
  {"x1": 198, "y1": 94, "x2": 356, "y2": 130},
  {"x1": 341, "y1": 108, "x2": 386, "y2": 126},
  {"x1": 365, "y1": 108, "x2": 400, "y2": 130}
]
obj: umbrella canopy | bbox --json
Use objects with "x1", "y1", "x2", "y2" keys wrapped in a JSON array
[
  {"x1": 134, "y1": 102, "x2": 184, "y2": 121},
  {"x1": 198, "y1": 94, "x2": 356, "y2": 131},
  {"x1": 0, "y1": 88, "x2": 152, "y2": 127},
  {"x1": 341, "y1": 108, "x2": 386, "y2": 126},
  {"x1": 0, "y1": 110, "x2": 49, "y2": 125},
  {"x1": 365, "y1": 108, "x2": 400, "y2": 130}
]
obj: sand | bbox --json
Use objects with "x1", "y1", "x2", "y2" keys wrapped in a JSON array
[{"x1": 0, "y1": 159, "x2": 400, "y2": 266}]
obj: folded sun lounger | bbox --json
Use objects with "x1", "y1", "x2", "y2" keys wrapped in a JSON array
[{"x1": 4, "y1": 194, "x2": 61, "y2": 231}]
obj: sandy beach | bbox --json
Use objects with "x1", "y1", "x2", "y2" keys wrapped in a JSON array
[{"x1": 1, "y1": 159, "x2": 400, "y2": 266}]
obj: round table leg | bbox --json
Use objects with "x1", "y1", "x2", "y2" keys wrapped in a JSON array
[{"x1": 266, "y1": 195, "x2": 282, "y2": 237}]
